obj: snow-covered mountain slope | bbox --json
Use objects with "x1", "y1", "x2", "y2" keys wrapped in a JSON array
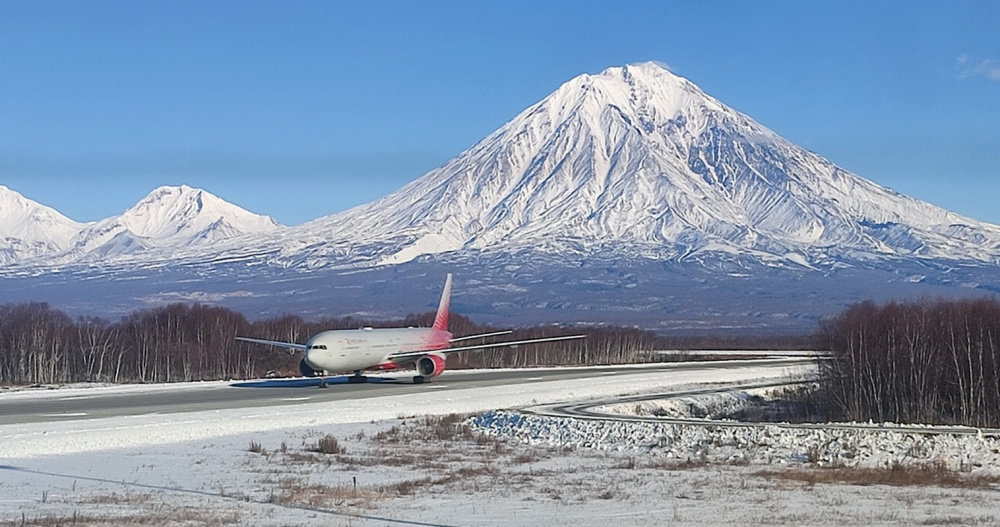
[
  {"x1": 61, "y1": 185, "x2": 282, "y2": 263},
  {"x1": 268, "y1": 62, "x2": 1000, "y2": 269},
  {"x1": 0, "y1": 186, "x2": 86, "y2": 265}
]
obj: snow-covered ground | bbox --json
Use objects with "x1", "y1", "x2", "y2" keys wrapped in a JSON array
[{"x1": 2, "y1": 362, "x2": 999, "y2": 526}]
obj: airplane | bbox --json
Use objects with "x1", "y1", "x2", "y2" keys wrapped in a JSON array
[{"x1": 236, "y1": 274, "x2": 585, "y2": 386}]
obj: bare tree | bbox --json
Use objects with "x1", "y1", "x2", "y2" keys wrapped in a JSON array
[{"x1": 820, "y1": 297, "x2": 1000, "y2": 427}]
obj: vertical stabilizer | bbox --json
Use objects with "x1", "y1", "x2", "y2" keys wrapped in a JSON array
[{"x1": 432, "y1": 274, "x2": 452, "y2": 331}]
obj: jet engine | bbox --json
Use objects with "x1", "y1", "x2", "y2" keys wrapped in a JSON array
[
  {"x1": 299, "y1": 358, "x2": 321, "y2": 377},
  {"x1": 414, "y1": 353, "x2": 447, "y2": 382}
]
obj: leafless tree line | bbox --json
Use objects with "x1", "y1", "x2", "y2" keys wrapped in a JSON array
[
  {"x1": 0, "y1": 302, "x2": 669, "y2": 386},
  {"x1": 819, "y1": 297, "x2": 1000, "y2": 428}
]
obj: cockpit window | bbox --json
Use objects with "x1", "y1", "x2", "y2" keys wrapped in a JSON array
[{"x1": 310, "y1": 344, "x2": 327, "y2": 350}]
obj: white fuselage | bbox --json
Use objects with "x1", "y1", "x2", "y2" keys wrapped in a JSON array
[{"x1": 302, "y1": 327, "x2": 452, "y2": 374}]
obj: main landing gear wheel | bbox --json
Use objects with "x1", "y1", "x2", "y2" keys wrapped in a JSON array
[
  {"x1": 412, "y1": 376, "x2": 428, "y2": 384},
  {"x1": 347, "y1": 371, "x2": 367, "y2": 384}
]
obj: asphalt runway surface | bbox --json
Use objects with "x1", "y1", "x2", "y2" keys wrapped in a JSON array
[{"x1": 0, "y1": 358, "x2": 814, "y2": 426}]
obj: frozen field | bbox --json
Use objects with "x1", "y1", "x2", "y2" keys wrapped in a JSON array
[{"x1": 2, "y1": 362, "x2": 999, "y2": 526}]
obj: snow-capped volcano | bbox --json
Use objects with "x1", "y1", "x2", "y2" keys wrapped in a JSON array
[
  {"x1": 0, "y1": 185, "x2": 85, "y2": 265},
  {"x1": 281, "y1": 62, "x2": 1000, "y2": 268},
  {"x1": 111, "y1": 185, "x2": 279, "y2": 243}
]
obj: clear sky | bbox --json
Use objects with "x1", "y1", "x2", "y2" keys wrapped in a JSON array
[{"x1": 1, "y1": 1, "x2": 998, "y2": 226}]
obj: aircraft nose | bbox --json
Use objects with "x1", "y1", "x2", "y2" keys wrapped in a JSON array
[{"x1": 303, "y1": 341, "x2": 327, "y2": 359}]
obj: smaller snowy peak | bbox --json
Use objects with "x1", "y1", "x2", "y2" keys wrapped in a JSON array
[
  {"x1": 118, "y1": 185, "x2": 281, "y2": 241},
  {"x1": 0, "y1": 185, "x2": 86, "y2": 264},
  {"x1": 61, "y1": 185, "x2": 283, "y2": 263}
]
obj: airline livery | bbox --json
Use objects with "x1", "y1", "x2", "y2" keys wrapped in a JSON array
[{"x1": 237, "y1": 274, "x2": 584, "y2": 385}]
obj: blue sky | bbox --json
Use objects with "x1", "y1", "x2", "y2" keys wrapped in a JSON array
[{"x1": 1, "y1": 1, "x2": 998, "y2": 226}]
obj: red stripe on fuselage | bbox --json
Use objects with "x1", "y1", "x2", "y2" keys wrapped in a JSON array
[{"x1": 421, "y1": 329, "x2": 452, "y2": 352}]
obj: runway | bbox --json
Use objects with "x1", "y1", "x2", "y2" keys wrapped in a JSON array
[{"x1": 0, "y1": 358, "x2": 814, "y2": 426}]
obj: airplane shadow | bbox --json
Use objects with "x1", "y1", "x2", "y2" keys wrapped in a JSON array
[{"x1": 230, "y1": 376, "x2": 404, "y2": 388}]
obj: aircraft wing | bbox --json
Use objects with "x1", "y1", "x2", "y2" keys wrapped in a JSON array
[
  {"x1": 235, "y1": 336, "x2": 308, "y2": 351},
  {"x1": 387, "y1": 334, "x2": 585, "y2": 361},
  {"x1": 449, "y1": 330, "x2": 513, "y2": 343}
]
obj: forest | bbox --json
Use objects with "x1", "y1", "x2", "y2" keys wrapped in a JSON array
[
  {"x1": 819, "y1": 297, "x2": 1000, "y2": 428},
  {"x1": 0, "y1": 302, "x2": 668, "y2": 386}
]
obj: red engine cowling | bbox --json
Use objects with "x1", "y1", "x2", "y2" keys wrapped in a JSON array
[{"x1": 415, "y1": 353, "x2": 447, "y2": 380}]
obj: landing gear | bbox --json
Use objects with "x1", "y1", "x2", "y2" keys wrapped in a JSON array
[
  {"x1": 318, "y1": 377, "x2": 328, "y2": 389},
  {"x1": 347, "y1": 371, "x2": 367, "y2": 384},
  {"x1": 412, "y1": 376, "x2": 428, "y2": 384}
]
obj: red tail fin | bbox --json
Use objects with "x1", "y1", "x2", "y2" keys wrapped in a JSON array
[{"x1": 432, "y1": 274, "x2": 452, "y2": 331}]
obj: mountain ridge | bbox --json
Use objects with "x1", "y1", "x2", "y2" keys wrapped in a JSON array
[
  {"x1": 0, "y1": 184, "x2": 282, "y2": 267},
  {"x1": 1, "y1": 62, "x2": 999, "y2": 333},
  {"x1": 4, "y1": 63, "x2": 1000, "y2": 274}
]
